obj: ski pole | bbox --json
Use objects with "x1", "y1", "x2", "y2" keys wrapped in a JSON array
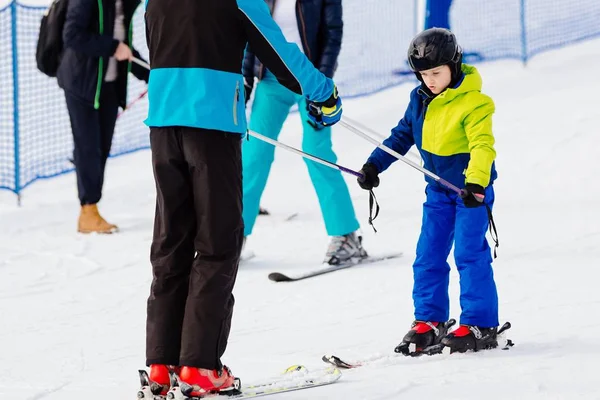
[
  {"x1": 342, "y1": 116, "x2": 423, "y2": 164},
  {"x1": 116, "y1": 57, "x2": 149, "y2": 118},
  {"x1": 132, "y1": 57, "x2": 150, "y2": 70},
  {"x1": 338, "y1": 119, "x2": 499, "y2": 255},
  {"x1": 340, "y1": 115, "x2": 386, "y2": 140},
  {"x1": 338, "y1": 119, "x2": 463, "y2": 195},
  {"x1": 247, "y1": 130, "x2": 362, "y2": 178},
  {"x1": 117, "y1": 89, "x2": 148, "y2": 118},
  {"x1": 247, "y1": 130, "x2": 381, "y2": 231}
]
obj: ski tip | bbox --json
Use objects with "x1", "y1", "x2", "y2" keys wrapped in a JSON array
[
  {"x1": 268, "y1": 272, "x2": 292, "y2": 282},
  {"x1": 322, "y1": 354, "x2": 357, "y2": 369}
]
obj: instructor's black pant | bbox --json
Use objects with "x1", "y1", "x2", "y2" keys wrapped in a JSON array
[
  {"x1": 64, "y1": 82, "x2": 119, "y2": 205},
  {"x1": 146, "y1": 127, "x2": 244, "y2": 370}
]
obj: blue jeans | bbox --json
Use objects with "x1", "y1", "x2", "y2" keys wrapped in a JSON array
[
  {"x1": 242, "y1": 74, "x2": 359, "y2": 237},
  {"x1": 412, "y1": 184, "x2": 499, "y2": 327}
]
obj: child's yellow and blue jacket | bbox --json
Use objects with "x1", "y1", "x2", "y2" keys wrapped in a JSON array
[{"x1": 367, "y1": 64, "x2": 497, "y2": 189}]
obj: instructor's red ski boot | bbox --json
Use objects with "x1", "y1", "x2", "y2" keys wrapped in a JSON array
[
  {"x1": 137, "y1": 364, "x2": 174, "y2": 398},
  {"x1": 175, "y1": 365, "x2": 240, "y2": 397}
]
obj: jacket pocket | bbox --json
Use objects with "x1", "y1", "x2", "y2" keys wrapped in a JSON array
[{"x1": 233, "y1": 81, "x2": 240, "y2": 126}]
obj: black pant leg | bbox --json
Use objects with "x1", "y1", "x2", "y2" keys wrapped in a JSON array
[
  {"x1": 146, "y1": 127, "x2": 196, "y2": 366},
  {"x1": 98, "y1": 82, "x2": 120, "y2": 187},
  {"x1": 178, "y1": 129, "x2": 244, "y2": 369},
  {"x1": 64, "y1": 93, "x2": 103, "y2": 205}
]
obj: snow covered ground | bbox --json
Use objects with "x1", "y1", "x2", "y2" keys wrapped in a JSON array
[{"x1": 1, "y1": 37, "x2": 600, "y2": 400}]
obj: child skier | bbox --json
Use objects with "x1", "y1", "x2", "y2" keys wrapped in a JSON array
[{"x1": 357, "y1": 28, "x2": 500, "y2": 354}]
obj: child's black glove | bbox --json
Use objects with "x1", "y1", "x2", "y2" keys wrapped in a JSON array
[
  {"x1": 460, "y1": 183, "x2": 485, "y2": 207},
  {"x1": 357, "y1": 163, "x2": 380, "y2": 190}
]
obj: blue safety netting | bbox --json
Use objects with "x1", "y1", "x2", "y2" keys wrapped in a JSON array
[{"x1": 1, "y1": 0, "x2": 599, "y2": 195}]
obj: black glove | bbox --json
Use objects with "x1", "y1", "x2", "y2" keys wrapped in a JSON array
[
  {"x1": 243, "y1": 76, "x2": 254, "y2": 105},
  {"x1": 357, "y1": 163, "x2": 380, "y2": 190},
  {"x1": 460, "y1": 183, "x2": 485, "y2": 207}
]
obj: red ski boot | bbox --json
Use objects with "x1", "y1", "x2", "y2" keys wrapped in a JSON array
[
  {"x1": 441, "y1": 324, "x2": 499, "y2": 353},
  {"x1": 394, "y1": 319, "x2": 456, "y2": 356},
  {"x1": 137, "y1": 364, "x2": 174, "y2": 398},
  {"x1": 176, "y1": 365, "x2": 240, "y2": 397}
]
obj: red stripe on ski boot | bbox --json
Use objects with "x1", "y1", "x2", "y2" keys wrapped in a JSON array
[
  {"x1": 413, "y1": 321, "x2": 439, "y2": 334},
  {"x1": 452, "y1": 325, "x2": 472, "y2": 337}
]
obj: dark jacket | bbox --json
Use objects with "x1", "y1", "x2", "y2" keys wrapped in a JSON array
[
  {"x1": 143, "y1": 0, "x2": 335, "y2": 133},
  {"x1": 243, "y1": 0, "x2": 343, "y2": 81},
  {"x1": 57, "y1": 0, "x2": 149, "y2": 109}
]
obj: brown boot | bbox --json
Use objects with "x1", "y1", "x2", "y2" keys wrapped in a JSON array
[{"x1": 77, "y1": 204, "x2": 118, "y2": 234}]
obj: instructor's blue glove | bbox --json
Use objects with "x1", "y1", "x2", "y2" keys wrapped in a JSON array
[{"x1": 307, "y1": 86, "x2": 343, "y2": 128}]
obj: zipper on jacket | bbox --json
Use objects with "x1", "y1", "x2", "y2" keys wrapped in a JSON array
[
  {"x1": 233, "y1": 81, "x2": 240, "y2": 126},
  {"x1": 296, "y1": 2, "x2": 311, "y2": 59},
  {"x1": 93, "y1": 0, "x2": 105, "y2": 110},
  {"x1": 418, "y1": 90, "x2": 438, "y2": 181}
]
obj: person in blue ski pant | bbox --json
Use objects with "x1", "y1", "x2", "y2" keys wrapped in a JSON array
[
  {"x1": 242, "y1": 0, "x2": 367, "y2": 264},
  {"x1": 357, "y1": 28, "x2": 501, "y2": 353}
]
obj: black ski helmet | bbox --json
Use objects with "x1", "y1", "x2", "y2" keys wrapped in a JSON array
[{"x1": 407, "y1": 28, "x2": 463, "y2": 83}]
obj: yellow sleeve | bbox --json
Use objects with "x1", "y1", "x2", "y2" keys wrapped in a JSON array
[{"x1": 463, "y1": 94, "x2": 496, "y2": 187}]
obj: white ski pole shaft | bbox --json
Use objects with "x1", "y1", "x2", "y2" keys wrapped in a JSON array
[
  {"x1": 341, "y1": 115, "x2": 386, "y2": 140},
  {"x1": 338, "y1": 119, "x2": 463, "y2": 195},
  {"x1": 247, "y1": 130, "x2": 362, "y2": 178},
  {"x1": 132, "y1": 57, "x2": 150, "y2": 70}
]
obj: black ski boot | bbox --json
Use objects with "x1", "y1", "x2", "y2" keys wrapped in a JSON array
[
  {"x1": 442, "y1": 324, "x2": 503, "y2": 353},
  {"x1": 394, "y1": 319, "x2": 456, "y2": 356}
]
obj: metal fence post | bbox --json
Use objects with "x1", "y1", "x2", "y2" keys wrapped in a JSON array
[
  {"x1": 10, "y1": 0, "x2": 21, "y2": 205},
  {"x1": 520, "y1": 0, "x2": 528, "y2": 65}
]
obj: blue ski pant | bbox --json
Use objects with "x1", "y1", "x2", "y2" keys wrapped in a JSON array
[
  {"x1": 413, "y1": 184, "x2": 499, "y2": 327},
  {"x1": 242, "y1": 73, "x2": 359, "y2": 237}
]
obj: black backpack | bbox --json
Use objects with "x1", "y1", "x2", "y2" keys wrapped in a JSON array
[{"x1": 36, "y1": 0, "x2": 69, "y2": 77}]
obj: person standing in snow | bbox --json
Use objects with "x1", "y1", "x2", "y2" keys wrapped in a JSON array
[
  {"x1": 357, "y1": 28, "x2": 501, "y2": 354},
  {"x1": 242, "y1": 0, "x2": 367, "y2": 265},
  {"x1": 57, "y1": 0, "x2": 149, "y2": 234},
  {"x1": 142, "y1": 0, "x2": 343, "y2": 396}
]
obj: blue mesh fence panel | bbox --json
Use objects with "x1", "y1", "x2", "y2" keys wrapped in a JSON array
[
  {"x1": 15, "y1": 3, "x2": 150, "y2": 192},
  {"x1": 450, "y1": 0, "x2": 524, "y2": 62},
  {"x1": 0, "y1": 3, "x2": 15, "y2": 192},
  {"x1": 525, "y1": 0, "x2": 600, "y2": 57},
  {"x1": 17, "y1": 4, "x2": 73, "y2": 190},
  {"x1": 335, "y1": 0, "x2": 417, "y2": 98},
  {"x1": 1, "y1": 0, "x2": 600, "y2": 195}
]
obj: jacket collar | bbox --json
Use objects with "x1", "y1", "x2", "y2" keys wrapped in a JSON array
[{"x1": 418, "y1": 64, "x2": 483, "y2": 105}]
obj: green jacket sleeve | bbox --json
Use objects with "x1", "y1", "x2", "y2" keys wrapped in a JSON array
[{"x1": 463, "y1": 94, "x2": 496, "y2": 187}]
